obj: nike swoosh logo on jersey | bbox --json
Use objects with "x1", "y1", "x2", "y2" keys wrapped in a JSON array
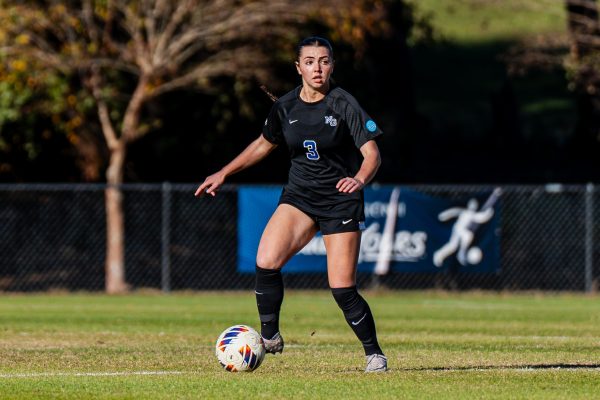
[
  {"x1": 342, "y1": 219, "x2": 353, "y2": 225},
  {"x1": 351, "y1": 313, "x2": 367, "y2": 325},
  {"x1": 289, "y1": 119, "x2": 298, "y2": 124}
]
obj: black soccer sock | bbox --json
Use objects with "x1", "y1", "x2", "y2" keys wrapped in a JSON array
[
  {"x1": 331, "y1": 286, "x2": 383, "y2": 356},
  {"x1": 255, "y1": 265, "x2": 284, "y2": 340}
]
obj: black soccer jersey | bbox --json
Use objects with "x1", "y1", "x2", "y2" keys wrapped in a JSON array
[{"x1": 262, "y1": 85, "x2": 383, "y2": 219}]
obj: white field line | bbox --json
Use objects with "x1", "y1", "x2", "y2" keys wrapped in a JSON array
[
  {"x1": 1, "y1": 366, "x2": 599, "y2": 378},
  {"x1": 0, "y1": 370, "x2": 187, "y2": 379}
]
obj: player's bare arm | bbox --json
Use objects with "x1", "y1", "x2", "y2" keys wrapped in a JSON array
[
  {"x1": 336, "y1": 140, "x2": 381, "y2": 194},
  {"x1": 195, "y1": 135, "x2": 277, "y2": 197}
]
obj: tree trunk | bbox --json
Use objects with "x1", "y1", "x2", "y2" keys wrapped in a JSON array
[
  {"x1": 566, "y1": 0, "x2": 599, "y2": 59},
  {"x1": 105, "y1": 140, "x2": 128, "y2": 294},
  {"x1": 101, "y1": 74, "x2": 147, "y2": 294}
]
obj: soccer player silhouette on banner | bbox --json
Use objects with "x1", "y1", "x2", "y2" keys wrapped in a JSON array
[
  {"x1": 433, "y1": 198, "x2": 494, "y2": 267},
  {"x1": 195, "y1": 37, "x2": 387, "y2": 372}
]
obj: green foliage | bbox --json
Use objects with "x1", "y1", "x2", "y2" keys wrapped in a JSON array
[
  {"x1": 0, "y1": 82, "x2": 31, "y2": 127},
  {"x1": 0, "y1": 53, "x2": 66, "y2": 163},
  {"x1": 0, "y1": 292, "x2": 599, "y2": 399},
  {"x1": 0, "y1": 81, "x2": 32, "y2": 152},
  {"x1": 0, "y1": 52, "x2": 94, "y2": 169}
]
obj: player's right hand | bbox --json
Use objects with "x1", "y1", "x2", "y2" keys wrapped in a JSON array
[{"x1": 195, "y1": 171, "x2": 226, "y2": 197}]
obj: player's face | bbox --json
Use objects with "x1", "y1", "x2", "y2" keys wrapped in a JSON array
[{"x1": 295, "y1": 45, "x2": 334, "y2": 91}]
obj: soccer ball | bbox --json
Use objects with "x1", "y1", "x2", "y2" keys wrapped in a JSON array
[
  {"x1": 215, "y1": 325, "x2": 265, "y2": 372},
  {"x1": 467, "y1": 247, "x2": 483, "y2": 265}
]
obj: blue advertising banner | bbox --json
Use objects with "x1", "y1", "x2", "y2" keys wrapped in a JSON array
[{"x1": 238, "y1": 186, "x2": 501, "y2": 274}]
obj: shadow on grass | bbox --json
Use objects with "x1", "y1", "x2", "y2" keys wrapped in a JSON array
[{"x1": 403, "y1": 363, "x2": 600, "y2": 371}]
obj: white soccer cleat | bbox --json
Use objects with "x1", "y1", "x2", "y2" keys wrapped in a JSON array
[
  {"x1": 262, "y1": 332, "x2": 284, "y2": 354},
  {"x1": 365, "y1": 354, "x2": 388, "y2": 372}
]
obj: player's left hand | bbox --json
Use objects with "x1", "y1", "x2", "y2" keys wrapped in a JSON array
[{"x1": 336, "y1": 177, "x2": 364, "y2": 193}]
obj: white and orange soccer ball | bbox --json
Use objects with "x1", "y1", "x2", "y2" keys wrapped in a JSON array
[{"x1": 215, "y1": 325, "x2": 265, "y2": 372}]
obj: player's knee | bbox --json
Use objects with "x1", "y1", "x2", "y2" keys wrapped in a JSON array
[{"x1": 256, "y1": 252, "x2": 285, "y2": 270}]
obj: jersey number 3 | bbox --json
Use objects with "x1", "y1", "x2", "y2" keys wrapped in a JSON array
[{"x1": 303, "y1": 140, "x2": 320, "y2": 160}]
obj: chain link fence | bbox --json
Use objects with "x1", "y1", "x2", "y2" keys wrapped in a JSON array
[{"x1": 0, "y1": 183, "x2": 597, "y2": 292}]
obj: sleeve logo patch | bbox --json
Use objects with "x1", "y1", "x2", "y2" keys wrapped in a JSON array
[{"x1": 366, "y1": 120, "x2": 377, "y2": 132}]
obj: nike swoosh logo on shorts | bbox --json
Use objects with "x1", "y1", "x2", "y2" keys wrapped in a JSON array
[
  {"x1": 289, "y1": 119, "x2": 298, "y2": 124},
  {"x1": 342, "y1": 219, "x2": 353, "y2": 225},
  {"x1": 352, "y1": 313, "x2": 367, "y2": 326}
]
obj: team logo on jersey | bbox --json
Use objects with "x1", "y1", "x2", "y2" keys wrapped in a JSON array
[
  {"x1": 324, "y1": 115, "x2": 337, "y2": 127},
  {"x1": 366, "y1": 120, "x2": 377, "y2": 132}
]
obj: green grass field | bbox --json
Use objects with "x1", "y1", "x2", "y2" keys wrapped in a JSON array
[{"x1": 0, "y1": 291, "x2": 599, "y2": 399}]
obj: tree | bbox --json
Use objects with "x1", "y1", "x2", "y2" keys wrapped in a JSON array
[
  {"x1": 1, "y1": 0, "x2": 409, "y2": 293},
  {"x1": 0, "y1": 25, "x2": 91, "y2": 181},
  {"x1": 564, "y1": 0, "x2": 600, "y2": 158},
  {"x1": 502, "y1": 0, "x2": 600, "y2": 167}
]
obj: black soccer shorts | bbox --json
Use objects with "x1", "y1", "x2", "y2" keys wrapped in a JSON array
[{"x1": 278, "y1": 188, "x2": 366, "y2": 235}]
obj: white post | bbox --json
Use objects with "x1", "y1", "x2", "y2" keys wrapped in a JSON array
[
  {"x1": 584, "y1": 183, "x2": 594, "y2": 293},
  {"x1": 374, "y1": 187, "x2": 401, "y2": 276},
  {"x1": 161, "y1": 182, "x2": 172, "y2": 293}
]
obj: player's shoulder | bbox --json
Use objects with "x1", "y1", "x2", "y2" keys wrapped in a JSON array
[
  {"x1": 328, "y1": 86, "x2": 362, "y2": 112},
  {"x1": 329, "y1": 85, "x2": 356, "y2": 101},
  {"x1": 275, "y1": 86, "x2": 301, "y2": 108}
]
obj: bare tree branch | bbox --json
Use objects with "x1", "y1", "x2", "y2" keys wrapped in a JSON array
[
  {"x1": 121, "y1": 74, "x2": 149, "y2": 143},
  {"x1": 153, "y1": 0, "x2": 194, "y2": 65},
  {"x1": 89, "y1": 65, "x2": 119, "y2": 151},
  {"x1": 83, "y1": 0, "x2": 101, "y2": 44},
  {"x1": 149, "y1": 47, "x2": 265, "y2": 97}
]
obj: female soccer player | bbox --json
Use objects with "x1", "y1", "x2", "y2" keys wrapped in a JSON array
[{"x1": 195, "y1": 36, "x2": 387, "y2": 372}]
